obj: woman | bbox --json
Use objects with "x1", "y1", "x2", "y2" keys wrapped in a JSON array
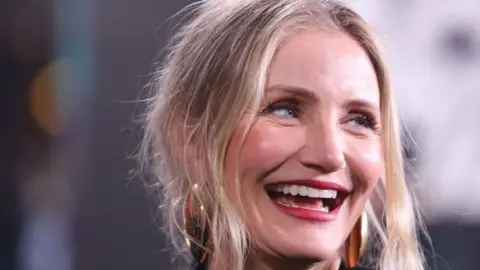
[{"x1": 141, "y1": 0, "x2": 427, "y2": 269}]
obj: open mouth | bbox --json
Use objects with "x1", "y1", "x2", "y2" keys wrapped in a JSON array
[{"x1": 265, "y1": 184, "x2": 349, "y2": 213}]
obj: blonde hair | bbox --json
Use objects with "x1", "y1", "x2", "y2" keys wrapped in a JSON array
[{"x1": 140, "y1": 0, "x2": 426, "y2": 269}]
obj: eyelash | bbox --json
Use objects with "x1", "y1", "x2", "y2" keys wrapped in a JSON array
[
  {"x1": 262, "y1": 98, "x2": 303, "y2": 118},
  {"x1": 262, "y1": 99, "x2": 379, "y2": 132},
  {"x1": 346, "y1": 111, "x2": 379, "y2": 131}
]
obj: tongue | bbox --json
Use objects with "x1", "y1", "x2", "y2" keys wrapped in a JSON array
[{"x1": 273, "y1": 194, "x2": 324, "y2": 210}]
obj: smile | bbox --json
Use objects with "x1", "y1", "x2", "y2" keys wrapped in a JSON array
[{"x1": 265, "y1": 180, "x2": 349, "y2": 221}]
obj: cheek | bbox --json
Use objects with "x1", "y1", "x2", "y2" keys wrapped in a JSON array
[
  {"x1": 225, "y1": 119, "x2": 303, "y2": 187},
  {"x1": 345, "y1": 137, "x2": 383, "y2": 189}
]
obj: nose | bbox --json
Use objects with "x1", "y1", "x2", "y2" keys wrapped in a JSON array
[{"x1": 299, "y1": 120, "x2": 345, "y2": 173}]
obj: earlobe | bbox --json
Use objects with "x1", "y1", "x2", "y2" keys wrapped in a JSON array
[
  {"x1": 184, "y1": 184, "x2": 211, "y2": 264},
  {"x1": 183, "y1": 140, "x2": 213, "y2": 186}
]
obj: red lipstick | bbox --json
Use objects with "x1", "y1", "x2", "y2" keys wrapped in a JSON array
[
  {"x1": 266, "y1": 179, "x2": 350, "y2": 192},
  {"x1": 273, "y1": 202, "x2": 341, "y2": 221},
  {"x1": 265, "y1": 179, "x2": 349, "y2": 222}
]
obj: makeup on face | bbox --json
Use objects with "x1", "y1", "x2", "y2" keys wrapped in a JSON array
[
  {"x1": 265, "y1": 180, "x2": 349, "y2": 221},
  {"x1": 224, "y1": 30, "x2": 382, "y2": 266}
]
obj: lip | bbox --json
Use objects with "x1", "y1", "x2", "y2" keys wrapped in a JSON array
[
  {"x1": 265, "y1": 179, "x2": 350, "y2": 193},
  {"x1": 272, "y1": 201, "x2": 342, "y2": 221},
  {"x1": 265, "y1": 179, "x2": 350, "y2": 222}
]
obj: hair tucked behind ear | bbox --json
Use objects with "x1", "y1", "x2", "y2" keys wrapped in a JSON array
[{"x1": 139, "y1": 0, "x2": 427, "y2": 269}]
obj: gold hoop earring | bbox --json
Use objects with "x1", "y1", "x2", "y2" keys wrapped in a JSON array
[
  {"x1": 345, "y1": 211, "x2": 368, "y2": 268},
  {"x1": 184, "y1": 184, "x2": 210, "y2": 264}
]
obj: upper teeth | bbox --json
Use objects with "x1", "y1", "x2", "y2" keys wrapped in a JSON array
[{"x1": 274, "y1": 185, "x2": 338, "y2": 199}]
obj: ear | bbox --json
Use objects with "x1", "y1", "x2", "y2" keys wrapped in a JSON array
[{"x1": 183, "y1": 139, "x2": 212, "y2": 187}]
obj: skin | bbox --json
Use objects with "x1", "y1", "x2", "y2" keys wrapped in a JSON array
[{"x1": 224, "y1": 30, "x2": 383, "y2": 270}]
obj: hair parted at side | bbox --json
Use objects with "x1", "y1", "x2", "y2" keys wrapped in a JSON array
[{"x1": 140, "y1": 0, "x2": 427, "y2": 269}]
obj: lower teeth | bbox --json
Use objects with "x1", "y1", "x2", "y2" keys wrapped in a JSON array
[{"x1": 276, "y1": 200, "x2": 330, "y2": 212}]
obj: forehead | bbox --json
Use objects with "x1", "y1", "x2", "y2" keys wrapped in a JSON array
[{"x1": 267, "y1": 31, "x2": 379, "y2": 104}]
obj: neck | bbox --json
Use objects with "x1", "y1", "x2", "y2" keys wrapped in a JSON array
[{"x1": 245, "y1": 251, "x2": 342, "y2": 270}]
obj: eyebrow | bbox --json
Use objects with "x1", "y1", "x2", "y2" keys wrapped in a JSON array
[
  {"x1": 265, "y1": 84, "x2": 318, "y2": 100},
  {"x1": 266, "y1": 84, "x2": 380, "y2": 111},
  {"x1": 344, "y1": 99, "x2": 380, "y2": 111}
]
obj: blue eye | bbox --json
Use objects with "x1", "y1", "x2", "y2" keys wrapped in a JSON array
[
  {"x1": 348, "y1": 115, "x2": 376, "y2": 130},
  {"x1": 272, "y1": 107, "x2": 297, "y2": 118},
  {"x1": 263, "y1": 101, "x2": 300, "y2": 118}
]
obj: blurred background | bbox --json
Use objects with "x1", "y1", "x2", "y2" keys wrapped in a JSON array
[{"x1": 1, "y1": 0, "x2": 479, "y2": 270}]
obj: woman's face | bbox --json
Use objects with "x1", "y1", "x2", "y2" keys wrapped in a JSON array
[{"x1": 224, "y1": 31, "x2": 382, "y2": 265}]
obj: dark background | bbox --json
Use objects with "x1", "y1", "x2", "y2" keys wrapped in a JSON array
[{"x1": 1, "y1": 0, "x2": 479, "y2": 270}]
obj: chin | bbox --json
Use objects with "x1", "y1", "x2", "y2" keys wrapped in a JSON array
[
  {"x1": 251, "y1": 191, "x2": 349, "y2": 259},
  {"x1": 272, "y1": 231, "x2": 344, "y2": 261},
  {"x1": 250, "y1": 216, "x2": 346, "y2": 264}
]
